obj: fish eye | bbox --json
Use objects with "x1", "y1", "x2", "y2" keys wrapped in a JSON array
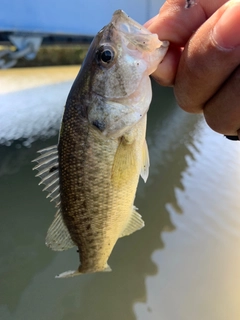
[{"x1": 96, "y1": 45, "x2": 115, "y2": 65}]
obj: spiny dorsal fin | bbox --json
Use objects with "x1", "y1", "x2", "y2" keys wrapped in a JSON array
[
  {"x1": 120, "y1": 206, "x2": 145, "y2": 238},
  {"x1": 46, "y1": 209, "x2": 75, "y2": 251},
  {"x1": 32, "y1": 145, "x2": 60, "y2": 206},
  {"x1": 33, "y1": 146, "x2": 74, "y2": 251},
  {"x1": 140, "y1": 139, "x2": 149, "y2": 183}
]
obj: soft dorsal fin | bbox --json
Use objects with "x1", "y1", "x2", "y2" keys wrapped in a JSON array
[
  {"x1": 32, "y1": 145, "x2": 60, "y2": 205},
  {"x1": 46, "y1": 209, "x2": 75, "y2": 251},
  {"x1": 120, "y1": 207, "x2": 145, "y2": 238},
  {"x1": 140, "y1": 139, "x2": 149, "y2": 183}
]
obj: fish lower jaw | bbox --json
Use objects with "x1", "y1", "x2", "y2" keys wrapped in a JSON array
[{"x1": 55, "y1": 264, "x2": 112, "y2": 278}]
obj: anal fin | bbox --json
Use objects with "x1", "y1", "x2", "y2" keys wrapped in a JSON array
[{"x1": 120, "y1": 207, "x2": 145, "y2": 238}]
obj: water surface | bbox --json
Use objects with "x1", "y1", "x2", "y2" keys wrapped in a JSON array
[{"x1": 1, "y1": 67, "x2": 240, "y2": 320}]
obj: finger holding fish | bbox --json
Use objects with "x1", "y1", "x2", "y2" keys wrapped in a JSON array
[{"x1": 146, "y1": 0, "x2": 240, "y2": 137}]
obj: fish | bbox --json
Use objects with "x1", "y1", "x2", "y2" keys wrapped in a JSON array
[{"x1": 33, "y1": 9, "x2": 169, "y2": 278}]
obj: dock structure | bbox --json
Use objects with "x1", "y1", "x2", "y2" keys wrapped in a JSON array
[{"x1": 0, "y1": 0, "x2": 162, "y2": 68}]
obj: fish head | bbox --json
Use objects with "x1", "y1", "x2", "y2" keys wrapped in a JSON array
[
  {"x1": 68, "y1": 10, "x2": 169, "y2": 137},
  {"x1": 86, "y1": 9, "x2": 168, "y2": 99}
]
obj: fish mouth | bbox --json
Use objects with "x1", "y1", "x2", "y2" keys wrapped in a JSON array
[{"x1": 110, "y1": 10, "x2": 164, "y2": 53}]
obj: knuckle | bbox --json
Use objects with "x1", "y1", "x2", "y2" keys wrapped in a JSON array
[
  {"x1": 174, "y1": 84, "x2": 203, "y2": 113},
  {"x1": 204, "y1": 106, "x2": 238, "y2": 135}
]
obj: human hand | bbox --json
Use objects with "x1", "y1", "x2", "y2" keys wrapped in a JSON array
[{"x1": 145, "y1": 0, "x2": 240, "y2": 137}]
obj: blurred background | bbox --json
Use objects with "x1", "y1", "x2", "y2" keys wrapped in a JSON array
[
  {"x1": 0, "y1": 0, "x2": 159, "y2": 68},
  {"x1": 1, "y1": 1, "x2": 240, "y2": 320}
]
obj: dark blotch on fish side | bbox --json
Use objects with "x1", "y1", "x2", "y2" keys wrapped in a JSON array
[
  {"x1": 92, "y1": 120, "x2": 106, "y2": 131},
  {"x1": 87, "y1": 224, "x2": 91, "y2": 230},
  {"x1": 82, "y1": 216, "x2": 92, "y2": 222}
]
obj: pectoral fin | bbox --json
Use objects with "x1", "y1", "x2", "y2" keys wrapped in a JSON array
[
  {"x1": 140, "y1": 139, "x2": 149, "y2": 183},
  {"x1": 120, "y1": 207, "x2": 145, "y2": 238},
  {"x1": 111, "y1": 137, "x2": 138, "y2": 186}
]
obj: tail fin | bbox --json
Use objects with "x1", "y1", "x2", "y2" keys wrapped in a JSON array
[
  {"x1": 55, "y1": 270, "x2": 79, "y2": 278},
  {"x1": 55, "y1": 264, "x2": 112, "y2": 278}
]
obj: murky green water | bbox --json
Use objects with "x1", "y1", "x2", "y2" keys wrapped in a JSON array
[{"x1": 1, "y1": 67, "x2": 240, "y2": 320}]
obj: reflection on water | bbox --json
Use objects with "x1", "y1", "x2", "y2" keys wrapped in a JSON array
[
  {"x1": 0, "y1": 67, "x2": 78, "y2": 145},
  {"x1": 1, "y1": 69, "x2": 240, "y2": 320},
  {"x1": 135, "y1": 94, "x2": 240, "y2": 320}
]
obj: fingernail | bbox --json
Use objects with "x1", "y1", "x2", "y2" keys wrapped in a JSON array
[{"x1": 212, "y1": 2, "x2": 240, "y2": 49}]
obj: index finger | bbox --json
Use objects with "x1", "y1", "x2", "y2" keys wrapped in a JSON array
[
  {"x1": 145, "y1": 0, "x2": 228, "y2": 85},
  {"x1": 147, "y1": 0, "x2": 228, "y2": 46}
]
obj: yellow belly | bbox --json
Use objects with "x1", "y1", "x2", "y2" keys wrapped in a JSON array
[{"x1": 59, "y1": 111, "x2": 147, "y2": 273}]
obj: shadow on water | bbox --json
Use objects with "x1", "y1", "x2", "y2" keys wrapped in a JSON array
[
  {"x1": 70, "y1": 83, "x2": 201, "y2": 320},
  {"x1": 0, "y1": 81, "x2": 201, "y2": 320},
  {"x1": 0, "y1": 138, "x2": 58, "y2": 312}
]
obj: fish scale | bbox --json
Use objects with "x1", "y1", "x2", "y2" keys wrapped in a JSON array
[
  {"x1": 60, "y1": 107, "x2": 145, "y2": 273},
  {"x1": 59, "y1": 108, "x2": 117, "y2": 271},
  {"x1": 33, "y1": 9, "x2": 169, "y2": 278}
]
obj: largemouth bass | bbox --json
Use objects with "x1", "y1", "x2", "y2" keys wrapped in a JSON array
[{"x1": 33, "y1": 10, "x2": 169, "y2": 278}]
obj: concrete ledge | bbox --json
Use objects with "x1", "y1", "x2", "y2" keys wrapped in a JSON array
[{"x1": 1, "y1": 44, "x2": 89, "y2": 67}]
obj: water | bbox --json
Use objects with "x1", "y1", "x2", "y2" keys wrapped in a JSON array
[{"x1": 1, "y1": 67, "x2": 240, "y2": 320}]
